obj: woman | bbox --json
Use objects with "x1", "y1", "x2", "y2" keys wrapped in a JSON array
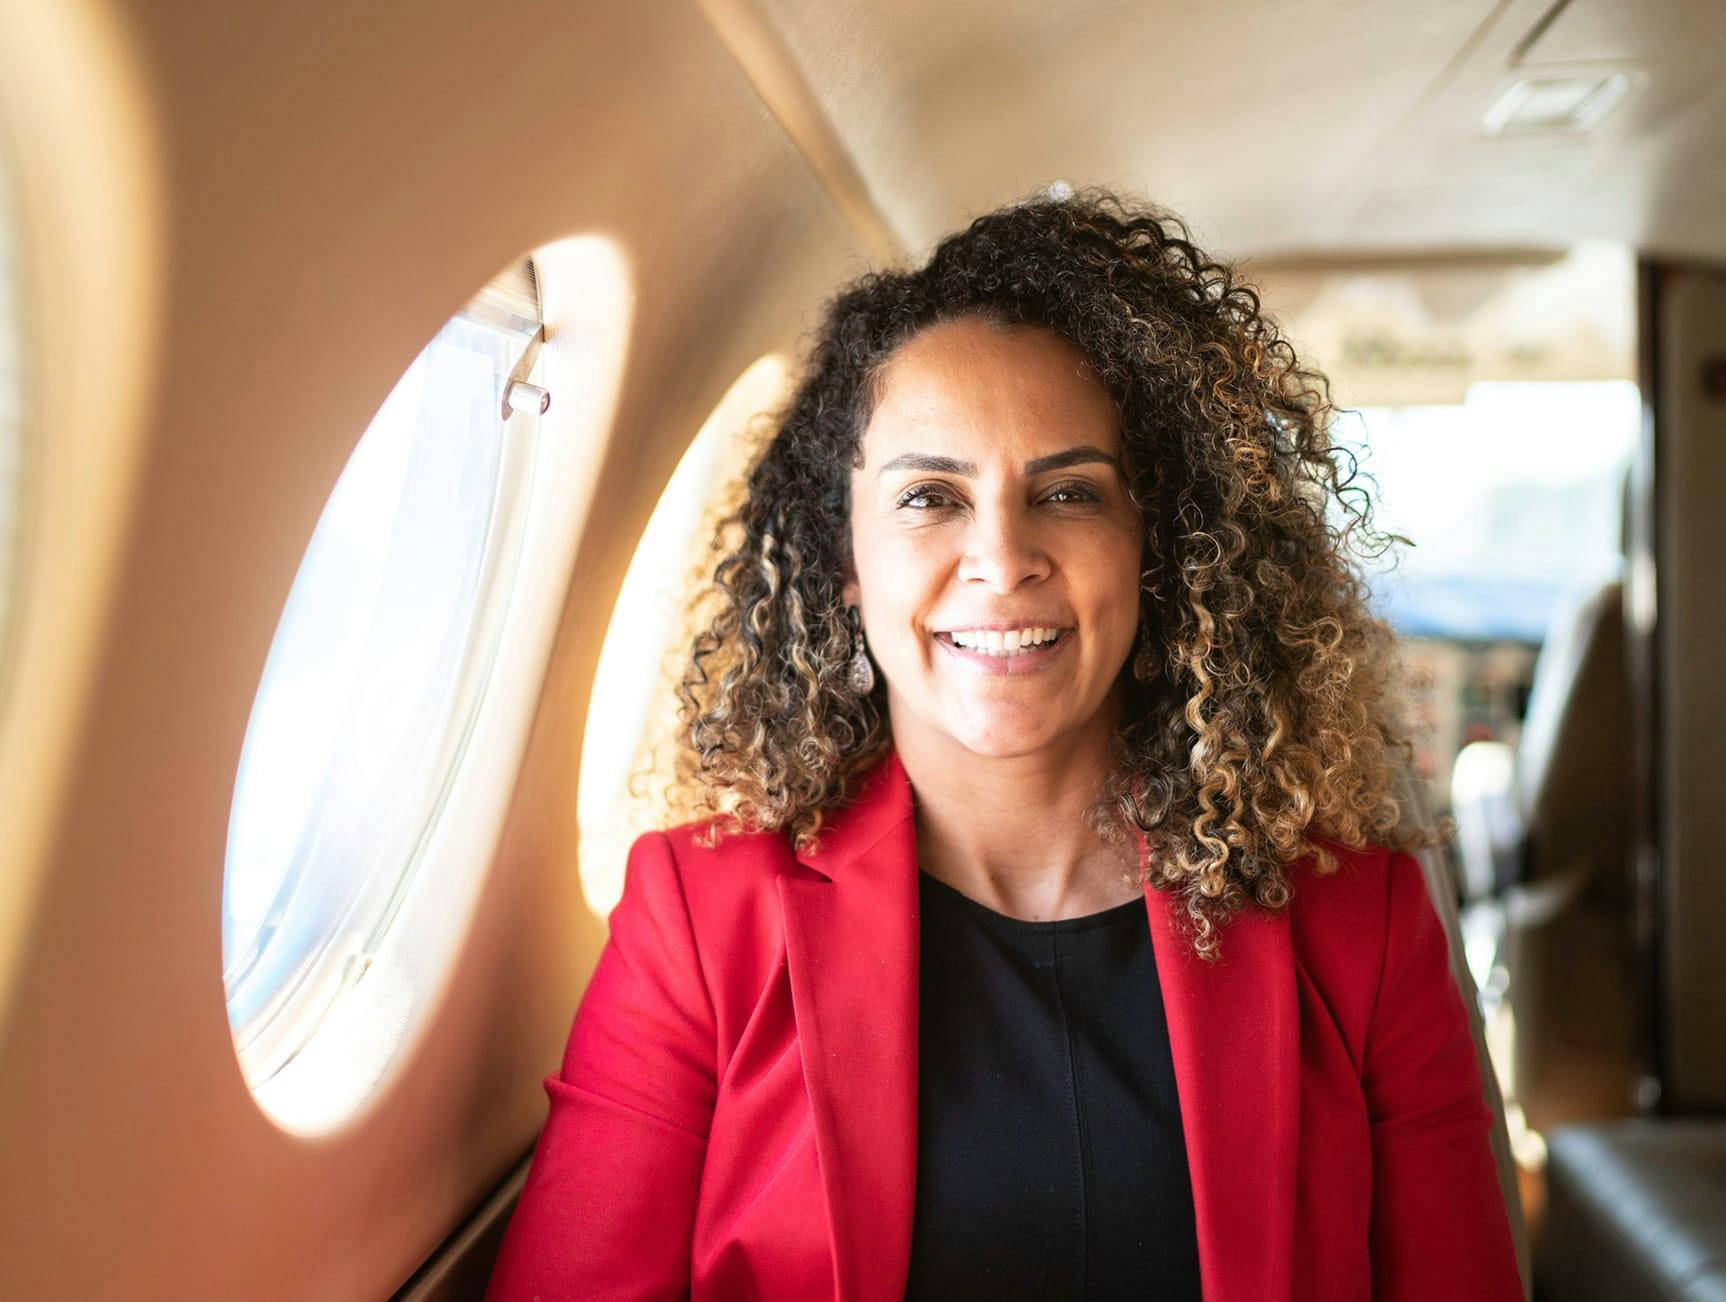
[{"x1": 485, "y1": 190, "x2": 1524, "y2": 1301}]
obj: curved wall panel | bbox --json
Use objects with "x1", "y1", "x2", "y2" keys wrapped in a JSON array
[{"x1": 0, "y1": 2, "x2": 866, "y2": 1298}]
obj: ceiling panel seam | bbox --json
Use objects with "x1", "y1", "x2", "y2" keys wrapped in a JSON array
[
  {"x1": 693, "y1": 0, "x2": 906, "y2": 265},
  {"x1": 1510, "y1": 0, "x2": 1574, "y2": 65}
]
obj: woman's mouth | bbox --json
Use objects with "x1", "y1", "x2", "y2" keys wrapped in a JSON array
[{"x1": 933, "y1": 626, "x2": 1073, "y2": 675}]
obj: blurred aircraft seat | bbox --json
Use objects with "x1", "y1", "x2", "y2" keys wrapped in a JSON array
[
  {"x1": 1449, "y1": 490, "x2": 1640, "y2": 1138},
  {"x1": 1537, "y1": 1118, "x2": 1726, "y2": 1300}
]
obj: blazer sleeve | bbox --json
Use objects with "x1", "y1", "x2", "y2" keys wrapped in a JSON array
[
  {"x1": 1364, "y1": 849, "x2": 1524, "y2": 1301},
  {"x1": 486, "y1": 830, "x2": 717, "y2": 1302}
]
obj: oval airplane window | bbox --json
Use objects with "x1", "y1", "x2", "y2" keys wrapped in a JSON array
[
  {"x1": 578, "y1": 354, "x2": 790, "y2": 914},
  {"x1": 223, "y1": 260, "x2": 547, "y2": 1102}
]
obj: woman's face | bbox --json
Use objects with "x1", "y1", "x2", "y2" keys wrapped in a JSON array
[{"x1": 843, "y1": 318, "x2": 1144, "y2": 760}]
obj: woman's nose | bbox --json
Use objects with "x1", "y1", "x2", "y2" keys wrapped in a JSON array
[{"x1": 956, "y1": 507, "x2": 1052, "y2": 592}]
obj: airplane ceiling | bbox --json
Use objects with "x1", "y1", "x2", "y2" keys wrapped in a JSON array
[{"x1": 724, "y1": 0, "x2": 1726, "y2": 265}]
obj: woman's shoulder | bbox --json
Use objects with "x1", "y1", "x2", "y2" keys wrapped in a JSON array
[
  {"x1": 1282, "y1": 838, "x2": 1442, "y2": 999},
  {"x1": 1285, "y1": 836, "x2": 1425, "y2": 917},
  {"x1": 622, "y1": 816, "x2": 800, "y2": 929},
  {"x1": 647, "y1": 815, "x2": 800, "y2": 874}
]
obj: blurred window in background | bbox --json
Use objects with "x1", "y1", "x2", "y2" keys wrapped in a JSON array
[
  {"x1": 223, "y1": 261, "x2": 545, "y2": 1101},
  {"x1": 1352, "y1": 380, "x2": 1638, "y2": 644},
  {"x1": 1348, "y1": 381, "x2": 1638, "y2": 820},
  {"x1": 1258, "y1": 243, "x2": 1639, "y2": 826}
]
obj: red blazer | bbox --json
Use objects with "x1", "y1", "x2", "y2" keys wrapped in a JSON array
[{"x1": 486, "y1": 749, "x2": 1523, "y2": 1300}]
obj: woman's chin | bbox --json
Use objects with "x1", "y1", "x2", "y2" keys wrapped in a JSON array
[{"x1": 942, "y1": 717, "x2": 1067, "y2": 760}]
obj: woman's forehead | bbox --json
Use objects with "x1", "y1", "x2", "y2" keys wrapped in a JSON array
[{"x1": 861, "y1": 319, "x2": 1120, "y2": 464}]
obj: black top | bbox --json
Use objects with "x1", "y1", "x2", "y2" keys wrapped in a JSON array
[{"x1": 903, "y1": 869, "x2": 1204, "y2": 1302}]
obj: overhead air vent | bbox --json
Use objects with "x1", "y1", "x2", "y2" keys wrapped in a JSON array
[{"x1": 1481, "y1": 73, "x2": 1632, "y2": 135}]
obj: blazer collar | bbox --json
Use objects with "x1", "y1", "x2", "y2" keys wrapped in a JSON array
[{"x1": 777, "y1": 746, "x2": 1298, "y2": 1302}]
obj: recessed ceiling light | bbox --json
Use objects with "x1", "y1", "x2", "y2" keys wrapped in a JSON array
[{"x1": 1482, "y1": 73, "x2": 1632, "y2": 134}]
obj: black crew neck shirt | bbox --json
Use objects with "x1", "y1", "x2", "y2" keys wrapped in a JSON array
[{"x1": 902, "y1": 868, "x2": 1204, "y2": 1301}]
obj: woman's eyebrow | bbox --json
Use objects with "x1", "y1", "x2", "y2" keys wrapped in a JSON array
[
  {"x1": 1023, "y1": 445, "x2": 1121, "y2": 476},
  {"x1": 875, "y1": 445, "x2": 1121, "y2": 477}
]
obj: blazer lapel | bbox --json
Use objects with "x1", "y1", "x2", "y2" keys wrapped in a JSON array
[
  {"x1": 1144, "y1": 868, "x2": 1300, "y2": 1301},
  {"x1": 779, "y1": 750, "x2": 920, "y2": 1302},
  {"x1": 778, "y1": 746, "x2": 1300, "y2": 1302}
]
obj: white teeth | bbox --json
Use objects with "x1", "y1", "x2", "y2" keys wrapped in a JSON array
[{"x1": 946, "y1": 626, "x2": 1062, "y2": 656}]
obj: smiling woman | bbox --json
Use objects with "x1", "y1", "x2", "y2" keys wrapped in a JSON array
[
  {"x1": 663, "y1": 188, "x2": 1442, "y2": 953},
  {"x1": 847, "y1": 323, "x2": 1141, "y2": 770},
  {"x1": 487, "y1": 188, "x2": 1524, "y2": 1302},
  {"x1": 841, "y1": 320, "x2": 1151, "y2": 917}
]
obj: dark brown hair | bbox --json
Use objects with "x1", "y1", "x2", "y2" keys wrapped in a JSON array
[{"x1": 663, "y1": 186, "x2": 1440, "y2": 961}]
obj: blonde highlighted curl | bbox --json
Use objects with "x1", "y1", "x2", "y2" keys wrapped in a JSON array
[{"x1": 665, "y1": 187, "x2": 1443, "y2": 962}]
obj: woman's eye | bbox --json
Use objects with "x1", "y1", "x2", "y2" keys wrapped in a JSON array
[
  {"x1": 893, "y1": 481, "x2": 1100, "y2": 510},
  {"x1": 896, "y1": 484, "x2": 954, "y2": 510}
]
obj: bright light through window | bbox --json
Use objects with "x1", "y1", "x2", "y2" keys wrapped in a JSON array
[
  {"x1": 225, "y1": 298, "x2": 540, "y2": 1091},
  {"x1": 1341, "y1": 380, "x2": 1639, "y2": 642},
  {"x1": 578, "y1": 355, "x2": 789, "y2": 915},
  {"x1": 0, "y1": 147, "x2": 18, "y2": 692}
]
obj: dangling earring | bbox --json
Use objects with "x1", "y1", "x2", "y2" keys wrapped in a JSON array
[
  {"x1": 1133, "y1": 636, "x2": 1158, "y2": 683},
  {"x1": 1132, "y1": 607, "x2": 1159, "y2": 684},
  {"x1": 845, "y1": 605, "x2": 876, "y2": 694},
  {"x1": 1133, "y1": 571, "x2": 1161, "y2": 683}
]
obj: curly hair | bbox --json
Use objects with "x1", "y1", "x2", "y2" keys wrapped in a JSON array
[{"x1": 662, "y1": 186, "x2": 1443, "y2": 962}]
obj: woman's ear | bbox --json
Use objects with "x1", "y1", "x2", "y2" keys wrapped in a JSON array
[{"x1": 839, "y1": 536, "x2": 860, "y2": 608}]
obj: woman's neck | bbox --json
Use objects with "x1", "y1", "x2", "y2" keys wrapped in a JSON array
[{"x1": 891, "y1": 704, "x2": 1142, "y2": 922}]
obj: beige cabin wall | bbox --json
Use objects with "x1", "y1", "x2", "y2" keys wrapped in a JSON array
[{"x1": 0, "y1": 2, "x2": 871, "y2": 1298}]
